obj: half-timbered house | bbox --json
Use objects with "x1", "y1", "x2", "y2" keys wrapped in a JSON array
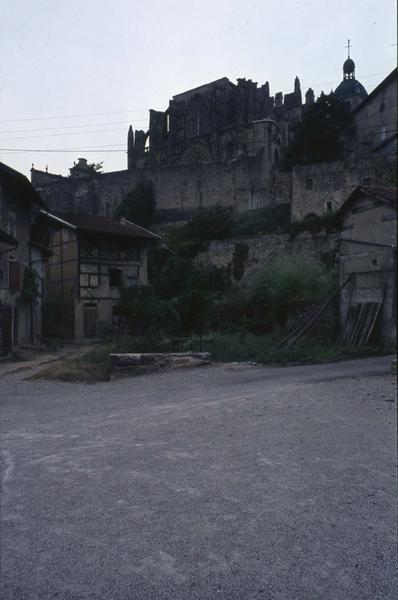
[{"x1": 43, "y1": 212, "x2": 159, "y2": 339}]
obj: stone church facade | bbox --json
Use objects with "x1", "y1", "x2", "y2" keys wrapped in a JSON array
[
  {"x1": 31, "y1": 56, "x2": 395, "y2": 223},
  {"x1": 31, "y1": 74, "x2": 312, "y2": 219}
]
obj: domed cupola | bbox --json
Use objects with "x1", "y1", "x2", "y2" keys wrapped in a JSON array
[
  {"x1": 334, "y1": 40, "x2": 367, "y2": 110},
  {"x1": 343, "y1": 57, "x2": 355, "y2": 78}
]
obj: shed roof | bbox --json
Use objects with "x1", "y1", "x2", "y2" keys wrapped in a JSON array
[
  {"x1": 45, "y1": 212, "x2": 160, "y2": 240},
  {"x1": 338, "y1": 186, "x2": 397, "y2": 215}
]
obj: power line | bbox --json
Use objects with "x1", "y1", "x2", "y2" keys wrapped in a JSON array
[
  {"x1": 0, "y1": 119, "x2": 148, "y2": 135},
  {"x1": 1, "y1": 127, "x2": 128, "y2": 141},
  {"x1": 0, "y1": 108, "x2": 158, "y2": 124},
  {"x1": 0, "y1": 70, "x2": 392, "y2": 125},
  {"x1": 311, "y1": 71, "x2": 391, "y2": 89},
  {"x1": 0, "y1": 147, "x2": 126, "y2": 153}
]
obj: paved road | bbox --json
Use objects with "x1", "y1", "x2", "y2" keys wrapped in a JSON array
[{"x1": 1, "y1": 356, "x2": 396, "y2": 599}]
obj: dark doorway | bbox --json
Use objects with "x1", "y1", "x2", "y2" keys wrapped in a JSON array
[
  {"x1": 83, "y1": 305, "x2": 98, "y2": 338},
  {"x1": 0, "y1": 307, "x2": 12, "y2": 355}
]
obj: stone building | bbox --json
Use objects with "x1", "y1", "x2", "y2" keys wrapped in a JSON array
[
  {"x1": 0, "y1": 162, "x2": 48, "y2": 354},
  {"x1": 338, "y1": 186, "x2": 396, "y2": 345},
  {"x1": 353, "y1": 67, "x2": 397, "y2": 159},
  {"x1": 31, "y1": 74, "x2": 312, "y2": 219},
  {"x1": 42, "y1": 212, "x2": 159, "y2": 339},
  {"x1": 30, "y1": 55, "x2": 396, "y2": 229},
  {"x1": 290, "y1": 68, "x2": 396, "y2": 221}
]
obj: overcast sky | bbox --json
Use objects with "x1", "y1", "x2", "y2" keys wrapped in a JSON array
[{"x1": 1, "y1": 0, "x2": 396, "y2": 177}]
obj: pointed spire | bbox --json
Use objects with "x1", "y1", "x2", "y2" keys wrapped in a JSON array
[{"x1": 305, "y1": 88, "x2": 315, "y2": 105}]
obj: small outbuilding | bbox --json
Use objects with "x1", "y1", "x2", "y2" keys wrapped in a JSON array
[{"x1": 338, "y1": 186, "x2": 396, "y2": 345}]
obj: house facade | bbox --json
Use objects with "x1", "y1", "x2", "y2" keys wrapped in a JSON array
[
  {"x1": 0, "y1": 162, "x2": 48, "y2": 354},
  {"x1": 43, "y1": 213, "x2": 159, "y2": 339},
  {"x1": 338, "y1": 186, "x2": 397, "y2": 345}
]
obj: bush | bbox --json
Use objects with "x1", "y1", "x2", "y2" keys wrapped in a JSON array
[
  {"x1": 232, "y1": 205, "x2": 291, "y2": 236},
  {"x1": 116, "y1": 286, "x2": 180, "y2": 336},
  {"x1": 152, "y1": 255, "x2": 195, "y2": 298},
  {"x1": 188, "y1": 205, "x2": 235, "y2": 241},
  {"x1": 207, "y1": 291, "x2": 252, "y2": 331},
  {"x1": 251, "y1": 257, "x2": 336, "y2": 327}
]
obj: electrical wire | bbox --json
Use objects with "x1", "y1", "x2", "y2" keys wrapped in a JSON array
[{"x1": 0, "y1": 70, "x2": 392, "y2": 125}]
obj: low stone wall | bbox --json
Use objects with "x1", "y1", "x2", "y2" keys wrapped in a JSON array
[
  {"x1": 194, "y1": 231, "x2": 338, "y2": 287},
  {"x1": 110, "y1": 352, "x2": 211, "y2": 377}
]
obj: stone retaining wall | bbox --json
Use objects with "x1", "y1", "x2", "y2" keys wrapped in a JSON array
[{"x1": 194, "y1": 231, "x2": 338, "y2": 286}]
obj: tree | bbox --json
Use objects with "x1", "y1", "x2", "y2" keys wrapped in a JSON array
[
  {"x1": 87, "y1": 161, "x2": 103, "y2": 174},
  {"x1": 114, "y1": 180, "x2": 156, "y2": 228},
  {"x1": 282, "y1": 94, "x2": 355, "y2": 168},
  {"x1": 188, "y1": 205, "x2": 235, "y2": 240},
  {"x1": 116, "y1": 286, "x2": 180, "y2": 336}
]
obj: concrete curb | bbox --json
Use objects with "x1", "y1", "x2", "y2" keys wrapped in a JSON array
[{"x1": 110, "y1": 352, "x2": 211, "y2": 378}]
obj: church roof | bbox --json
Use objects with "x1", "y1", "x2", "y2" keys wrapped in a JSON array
[{"x1": 334, "y1": 78, "x2": 368, "y2": 102}]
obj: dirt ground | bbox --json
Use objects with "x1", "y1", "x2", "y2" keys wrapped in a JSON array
[{"x1": 0, "y1": 354, "x2": 396, "y2": 599}]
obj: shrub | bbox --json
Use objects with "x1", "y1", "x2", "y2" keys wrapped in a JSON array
[
  {"x1": 251, "y1": 257, "x2": 336, "y2": 327},
  {"x1": 152, "y1": 255, "x2": 195, "y2": 298},
  {"x1": 188, "y1": 205, "x2": 235, "y2": 241},
  {"x1": 207, "y1": 291, "x2": 252, "y2": 332},
  {"x1": 232, "y1": 205, "x2": 291, "y2": 236},
  {"x1": 116, "y1": 286, "x2": 180, "y2": 336}
]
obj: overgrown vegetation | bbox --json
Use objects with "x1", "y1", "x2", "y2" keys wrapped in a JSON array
[
  {"x1": 251, "y1": 257, "x2": 336, "y2": 331},
  {"x1": 282, "y1": 93, "x2": 355, "y2": 168},
  {"x1": 180, "y1": 333, "x2": 393, "y2": 365},
  {"x1": 289, "y1": 211, "x2": 343, "y2": 238},
  {"x1": 232, "y1": 204, "x2": 291, "y2": 236},
  {"x1": 166, "y1": 204, "x2": 291, "y2": 257},
  {"x1": 114, "y1": 180, "x2": 156, "y2": 228}
]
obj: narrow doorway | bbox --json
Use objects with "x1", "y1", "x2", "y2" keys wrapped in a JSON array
[{"x1": 83, "y1": 304, "x2": 98, "y2": 338}]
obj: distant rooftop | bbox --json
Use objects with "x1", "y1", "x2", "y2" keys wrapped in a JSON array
[{"x1": 44, "y1": 212, "x2": 160, "y2": 240}]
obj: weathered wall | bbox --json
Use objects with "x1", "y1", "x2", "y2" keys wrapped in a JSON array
[
  {"x1": 194, "y1": 231, "x2": 338, "y2": 287},
  {"x1": 290, "y1": 158, "x2": 391, "y2": 221},
  {"x1": 354, "y1": 70, "x2": 397, "y2": 158},
  {"x1": 339, "y1": 194, "x2": 396, "y2": 344},
  {"x1": 32, "y1": 151, "x2": 290, "y2": 221}
]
